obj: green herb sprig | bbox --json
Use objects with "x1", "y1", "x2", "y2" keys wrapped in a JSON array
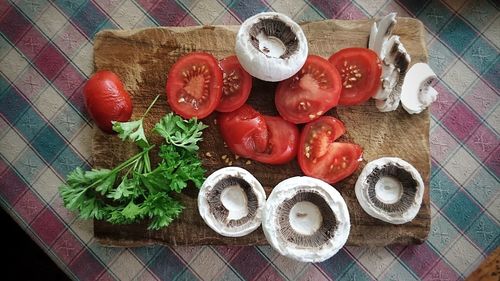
[{"x1": 59, "y1": 96, "x2": 207, "y2": 230}]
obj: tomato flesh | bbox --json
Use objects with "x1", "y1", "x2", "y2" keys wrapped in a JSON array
[
  {"x1": 166, "y1": 52, "x2": 223, "y2": 119},
  {"x1": 216, "y1": 56, "x2": 252, "y2": 112},
  {"x1": 218, "y1": 105, "x2": 299, "y2": 165},
  {"x1": 275, "y1": 55, "x2": 342, "y2": 124},
  {"x1": 298, "y1": 116, "x2": 362, "y2": 184},
  {"x1": 328, "y1": 48, "x2": 381, "y2": 106}
]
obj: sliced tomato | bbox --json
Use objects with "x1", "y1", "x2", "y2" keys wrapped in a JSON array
[
  {"x1": 218, "y1": 105, "x2": 299, "y2": 165},
  {"x1": 328, "y1": 48, "x2": 381, "y2": 106},
  {"x1": 275, "y1": 55, "x2": 342, "y2": 124},
  {"x1": 166, "y1": 52, "x2": 223, "y2": 119},
  {"x1": 217, "y1": 105, "x2": 269, "y2": 157},
  {"x1": 251, "y1": 116, "x2": 299, "y2": 165},
  {"x1": 298, "y1": 116, "x2": 362, "y2": 184},
  {"x1": 216, "y1": 56, "x2": 252, "y2": 112}
]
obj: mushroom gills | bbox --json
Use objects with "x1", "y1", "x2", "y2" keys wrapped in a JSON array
[
  {"x1": 249, "y1": 18, "x2": 298, "y2": 59},
  {"x1": 355, "y1": 157, "x2": 424, "y2": 224},
  {"x1": 198, "y1": 167, "x2": 266, "y2": 237},
  {"x1": 262, "y1": 176, "x2": 350, "y2": 262},
  {"x1": 366, "y1": 164, "x2": 418, "y2": 214},
  {"x1": 277, "y1": 191, "x2": 337, "y2": 248},
  {"x1": 235, "y1": 12, "x2": 308, "y2": 82},
  {"x1": 207, "y1": 176, "x2": 257, "y2": 226}
]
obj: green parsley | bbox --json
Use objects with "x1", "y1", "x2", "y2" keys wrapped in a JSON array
[{"x1": 59, "y1": 96, "x2": 207, "y2": 230}]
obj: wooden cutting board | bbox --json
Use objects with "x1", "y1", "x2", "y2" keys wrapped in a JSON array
[{"x1": 92, "y1": 18, "x2": 431, "y2": 247}]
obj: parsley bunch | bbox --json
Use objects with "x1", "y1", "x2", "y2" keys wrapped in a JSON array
[{"x1": 59, "y1": 96, "x2": 207, "y2": 230}]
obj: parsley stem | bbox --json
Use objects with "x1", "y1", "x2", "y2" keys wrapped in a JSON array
[{"x1": 142, "y1": 95, "x2": 161, "y2": 119}]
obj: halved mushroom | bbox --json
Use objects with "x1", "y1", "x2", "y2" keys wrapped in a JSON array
[
  {"x1": 198, "y1": 167, "x2": 266, "y2": 237},
  {"x1": 262, "y1": 176, "x2": 350, "y2": 262},
  {"x1": 401, "y1": 63, "x2": 438, "y2": 114},
  {"x1": 355, "y1": 157, "x2": 424, "y2": 224},
  {"x1": 235, "y1": 12, "x2": 308, "y2": 82}
]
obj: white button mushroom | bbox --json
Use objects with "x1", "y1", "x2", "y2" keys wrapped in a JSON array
[
  {"x1": 355, "y1": 157, "x2": 424, "y2": 224},
  {"x1": 262, "y1": 176, "x2": 350, "y2": 262},
  {"x1": 235, "y1": 12, "x2": 308, "y2": 82},
  {"x1": 198, "y1": 167, "x2": 266, "y2": 237}
]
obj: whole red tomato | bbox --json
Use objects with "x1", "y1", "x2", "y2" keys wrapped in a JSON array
[{"x1": 83, "y1": 70, "x2": 133, "y2": 133}]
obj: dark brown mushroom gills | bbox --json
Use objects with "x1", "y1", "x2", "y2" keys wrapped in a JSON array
[
  {"x1": 249, "y1": 17, "x2": 299, "y2": 59},
  {"x1": 207, "y1": 176, "x2": 258, "y2": 227},
  {"x1": 276, "y1": 190, "x2": 337, "y2": 248},
  {"x1": 366, "y1": 164, "x2": 418, "y2": 214}
]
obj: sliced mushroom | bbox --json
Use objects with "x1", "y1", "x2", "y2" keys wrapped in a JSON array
[
  {"x1": 368, "y1": 13, "x2": 412, "y2": 112},
  {"x1": 262, "y1": 176, "x2": 350, "y2": 262},
  {"x1": 235, "y1": 12, "x2": 308, "y2": 82},
  {"x1": 355, "y1": 157, "x2": 424, "y2": 224},
  {"x1": 370, "y1": 12, "x2": 397, "y2": 56},
  {"x1": 198, "y1": 167, "x2": 266, "y2": 237},
  {"x1": 401, "y1": 63, "x2": 438, "y2": 114}
]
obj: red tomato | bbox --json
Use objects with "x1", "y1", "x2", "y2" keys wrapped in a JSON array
[
  {"x1": 218, "y1": 105, "x2": 299, "y2": 165},
  {"x1": 83, "y1": 70, "x2": 133, "y2": 133},
  {"x1": 328, "y1": 48, "x2": 381, "y2": 106},
  {"x1": 275, "y1": 55, "x2": 342, "y2": 124},
  {"x1": 216, "y1": 56, "x2": 252, "y2": 112},
  {"x1": 217, "y1": 105, "x2": 269, "y2": 157},
  {"x1": 298, "y1": 116, "x2": 362, "y2": 184},
  {"x1": 252, "y1": 116, "x2": 299, "y2": 165},
  {"x1": 166, "y1": 52, "x2": 223, "y2": 119}
]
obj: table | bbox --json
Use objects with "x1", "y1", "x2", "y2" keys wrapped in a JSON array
[{"x1": 0, "y1": 1, "x2": 498, "y2": 280}]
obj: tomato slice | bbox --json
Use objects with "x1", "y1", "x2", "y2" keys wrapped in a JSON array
[
  {"x1": 298, "y1": 116, "x2": 362, "y2": 184},
  {"x1": 216, "y1": 56, "x2": 252, "y2": 112},
  {"x1": 328, "y1": 48, "x2": 381, "y2": 106},
  {"x1": 166, "y1": 52, "x2": 223, "y2": 119},
  {"x1": 217, "y1": 105, "x2": 269, "y2": 157},
  {"x1": 218, "y1": 105, "x2": 299, "y2": 165},
  {"x1": 252, "y1": 116, "x2": 299, "y2": 165},
  {"x1": 275, "y1": 55, "x2": 342, "y2": 124}
]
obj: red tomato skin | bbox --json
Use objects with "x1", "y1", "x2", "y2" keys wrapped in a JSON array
[
  {"x1": 328, "y1": 48, "x2": 381, "y2": 106},
  {"x1": 217, "y1": 105, "x2": 269, "y2": 158},
  {"x1": 217, "y1": 105, "x2": 299, "y2": 165},
  {"x1": 216, "y1": 56, "x2": 253, "y2": 112},
  {"x1": 83, "y1": 70, "x2": 133, "y2": 133},
  {"x1": 297, "y1": 116, "x2": 363, "y2": 184},
  {"x1": 275, "y1": 55, "x2": 342, "y2": 124},
  {"x1": 166, "y1": 52, "x2": 223, "y2": 119},
  {"x1": 252, "y1": 116, "x2": 299, "y2": 165}
]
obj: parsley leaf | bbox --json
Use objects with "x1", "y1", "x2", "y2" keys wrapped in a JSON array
[
  {"x1": 59, "y1": 101, "x2": 207, "y2": 231},
  {"x1": 112, "y1": 119, "x2": 148, "y2": 148},
  {"x1": 154, "y1": 113, "x2": 208, "y2": 151}
]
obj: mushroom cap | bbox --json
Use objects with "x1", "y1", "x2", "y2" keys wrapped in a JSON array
[
  {"x1": 198, "y1": 167, "x2": 266, "y2": 237},
  {"x1": 355, "y1": 157, "x2": 424, "y2": 224},
  {"x1": 235, "y1": 12, "x2": 308, "y2": 82},
  {"x1": 262, "y1": 176, "x2": 350, "y2": 262}
]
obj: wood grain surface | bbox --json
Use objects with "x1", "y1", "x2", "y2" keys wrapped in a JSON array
[{"x1": 92, "y1": 18, "x2": 431, "y2": 247}]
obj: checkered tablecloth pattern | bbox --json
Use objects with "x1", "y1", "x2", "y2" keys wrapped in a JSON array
[{"x1": 0, "y1": 0, "x2": 498, "y2": 280}]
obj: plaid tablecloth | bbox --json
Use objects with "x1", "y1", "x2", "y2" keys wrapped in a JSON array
[{"x1": 0, "y1": 0, "x2": 498, "y2": 280}]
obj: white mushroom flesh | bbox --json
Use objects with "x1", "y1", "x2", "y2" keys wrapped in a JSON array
[
  {"x1": 262, "y1": 176, "x2": 350, "y2": 263},
  {"x1": 198, "y1": 167, "x2": 266, "y2": 237},
  {"x1": 355, "y1": 157, "x2": 424, "y2": 224},
  {"x1": 235, "y1": 12, "x2": 308, "y2": 82},
  {"x1": 401, "y1": 62, "x2": 438, "y2": 114}
]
